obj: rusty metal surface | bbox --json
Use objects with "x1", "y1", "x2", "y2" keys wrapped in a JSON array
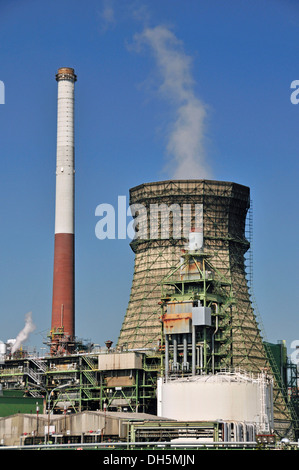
[
  {"x1": 56, "y1": 67, "x2": 77, "y2": 81},
  {"x1": 163, "y1": 312, "x2": 192, "y2": 334}
]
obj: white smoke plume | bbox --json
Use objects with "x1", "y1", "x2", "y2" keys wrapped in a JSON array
[
  {"x1": 11, "y1": 311, "x2": 36, "y2": 353},
  {"x1": 98, "y1": 0, "x2": 116, "y2": 33},
  {"x1": 133, "y1": 25, "x2": 211, "y2": 179}
]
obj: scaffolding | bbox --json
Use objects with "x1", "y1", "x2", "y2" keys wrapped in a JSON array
[
  {"x1": 118, "y1": 180, "x2": 265, "y2": 368},
  {"x1": 0, "y1": 351, "x2": 158, "y2": 417},
  {"x1": 117, "y1": 179, "x2": 294, "y2": 438},
  {"x1": 160, "y1": 248, "x2": 232, "y2": 376}
]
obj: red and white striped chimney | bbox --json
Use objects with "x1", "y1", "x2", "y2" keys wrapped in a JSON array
[{"x1": 51, "y1": 67, "x2": 77, "y2": 353}]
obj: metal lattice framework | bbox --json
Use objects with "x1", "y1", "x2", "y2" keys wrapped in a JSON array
[
  {"x1": 118, "y1": 180, "x2": 254, "y2": 353},
  {"x1": 117, "y1": 179, "x2": 293, "y2": 436}
]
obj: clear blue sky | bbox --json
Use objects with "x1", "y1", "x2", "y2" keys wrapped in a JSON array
[{"x1": 0, "y1": 0, "x2": 298, "y2": 358}]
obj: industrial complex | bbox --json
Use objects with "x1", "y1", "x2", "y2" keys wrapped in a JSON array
[{"x1": 0, "y1": 68, "x2": 298, "y2": 450}]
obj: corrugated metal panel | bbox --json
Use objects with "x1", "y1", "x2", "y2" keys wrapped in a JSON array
[
  {"x1": 98, "y1": 352, "x2": 143, "y2": 371},
  {"x1": 166, "y1": 302, "x2": 193, "y2": 314},
  {"x1": 163, "y1": 313, "x2": 192, "y2": 334},
  {"x1": 192, "y1": 307, "x2": 212, "y2": 326}
]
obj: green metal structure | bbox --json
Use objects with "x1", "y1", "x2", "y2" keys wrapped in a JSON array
[
  {"x1": 0, "y1": 179, "x2": 297, "y2": 441},
  {"x1": 0, "y1": 352, "x2": 159, "y2": 416},
  {"x1": 0, "y1": 390, "x2": 43, "y2": 417},
  {"x1": 160, "y1": 248, "x2": 233, "y2": 376}
]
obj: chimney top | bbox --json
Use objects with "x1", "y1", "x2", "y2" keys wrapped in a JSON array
[{"x1": 56, "y1": 67, "x2": 77, "y2": 82}]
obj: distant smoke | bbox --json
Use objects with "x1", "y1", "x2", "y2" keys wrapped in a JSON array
[
  {"x1": 11, "y1": 312, "x2": 36, "y2": 353},
  {"x1": 133, "y1": 25, "x2": 211, "y2": 179},
  {"x1": 98, "y1": 0, "x2": 116, "y2": 33}
]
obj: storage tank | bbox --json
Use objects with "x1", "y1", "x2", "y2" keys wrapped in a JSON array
[{"x1": 157, "y1": 371, "x2": 274, "y2": 434}]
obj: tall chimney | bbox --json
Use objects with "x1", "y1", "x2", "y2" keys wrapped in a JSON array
[{"x1": 50, "y1": 67, "x2": 77, "y2": 354}]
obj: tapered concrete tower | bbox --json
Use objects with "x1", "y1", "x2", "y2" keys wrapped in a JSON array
[
  {"x1": 50, "y1": 67, "x2": 77, "y2": 354},
  {"x1": 117, "y1": 180, "x2": 293, "y2": 436}
]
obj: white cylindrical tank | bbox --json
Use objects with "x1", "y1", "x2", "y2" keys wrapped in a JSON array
[{"x1": 157, "y1": 371, "x2": 274, "y2": 432}]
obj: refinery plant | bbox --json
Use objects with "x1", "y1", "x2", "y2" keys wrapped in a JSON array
[{"x1": 0, "y1": 68, "x2": 298, "y2": 450}]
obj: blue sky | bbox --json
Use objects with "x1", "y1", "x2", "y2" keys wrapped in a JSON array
[{"x1": 0, "y1": 0, "x2": 298, "y2": 358}]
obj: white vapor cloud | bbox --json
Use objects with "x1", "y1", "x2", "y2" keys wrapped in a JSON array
[
  {"x1": 133, "y1": 25, "x2": 211, "y2": 179},
  {"x1": 11, "y1": 311, "x2": 36, "y2": 353},
  {"x1": 98, "y1": 0, "x2": 116, "y2": 33}
]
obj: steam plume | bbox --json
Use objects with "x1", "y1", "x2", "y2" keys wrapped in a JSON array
[
  {"x1": 133, "y1": 25, "x2": 211, "y2": 179},
  {"x1": 11, "y1": 312, "x2": 36, "y2": 353},
  {"x1": 98, "y1": 0, "x2": 116, "y2": 33}
]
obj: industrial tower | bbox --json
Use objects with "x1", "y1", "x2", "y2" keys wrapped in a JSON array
[
  {"x1": 50, "y1": 67, "x2": 77, "y2": 354},
  {"x1": 117, "y1": 179, "x2": 293, "y2": 435}
]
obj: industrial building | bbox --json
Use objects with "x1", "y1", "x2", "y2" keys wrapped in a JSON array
[{"x1": 0, "y1": 68, "x2": 298, "y2": 449}]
